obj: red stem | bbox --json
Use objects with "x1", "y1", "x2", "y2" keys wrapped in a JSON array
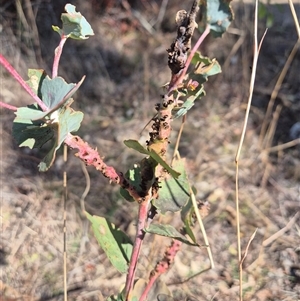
[
  {"x1": 125, "y1": 199, "x2": 150, "y2": 300},
  {"x1": 0, "y1": 101, "x2": 18, "y2": 111},
  {"x1": 64, "y1": 133, "x2": 146, "y2": 202},
  {"x1": 139, "y1": 240, "x2": 182, "y2": 301},
  {"x1": 0, "y1": 54, "x2": 48, "y2": 111},
  {"x1": 52, "y1": 36, "x2": 67, "y2": 78}
]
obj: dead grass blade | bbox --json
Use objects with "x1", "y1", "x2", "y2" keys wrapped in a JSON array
[
  {"x1": 264, "y1": 137, "x2": 300, "y2": 153},
  {"x1": 259, "y1": 0, "x2": 300, "y2": 148},
  {"x1": 235, "y1": 0, "x2": 267, "y2": 299},
  {"x1": 189, "y1": 188, "x2": 215, "y2": 269},
  {"x1": 259, "y1": 40, "x2": 300, "y2": 149},
  {"x1": 240, "y1": 228, "x2": 258, "y2": 269},
  {"x1": 262, "y1": 212, "x2": 299, "y2": 247},
  {"x1": 288, "y1": 0, "x2": 300, "y2": 38},
  {"x1": 63, "y1": 144, "x2": 68, "y2": 301}
]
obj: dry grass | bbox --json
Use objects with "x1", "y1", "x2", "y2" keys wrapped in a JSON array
[{"x1": 0, "y1": 0, "x2": 299, "y2": 300}]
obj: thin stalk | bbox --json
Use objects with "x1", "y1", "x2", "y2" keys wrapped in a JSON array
[
  {"x1": 0, "y1": 102, "x2": 18, "y2": 111},
  {"x1": 52, "y1": 36, "x2": 67, "y2": 78},
  {"x1": 63, "y1": 144, "x2": 68, "y2": 301},
  {"x1": 190, "y1": 188, "x2": 214, "y2": 268},
  {"x1": 234, "y1": 1, "x2": 267, "y2": 299},
  {"x1": 0, "y1": 54, "x2": 48, "y2": 111},
  {"x1": 125, "y1": 199, "x2": 151, "y2": 300}
]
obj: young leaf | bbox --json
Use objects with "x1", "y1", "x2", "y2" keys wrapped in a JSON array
[
  {"x1": 13, "y1": 104, "x2": 54, "y2": 149},
  {"x1": 181, "y1": 197, "x2": 197, "y2": 244},
  {"x1": 124, "y1": 140, "x2": 180, "y2": 178},
  {"x1": 86, "y1": 213, "x2": 133, "y2": 274},
  {"x1": 38, "y1": 129, "x2": 59, "y2": 172},
  {"x1": 144, "y1": 224, "x2": 198, "y2": 246},
  {"x1": 173, "y1": 85, "x2": 205, "y2": 119},
  {"x1": 205, "y1": 0, "x2": 234, "y2": 37},
  {"x1": 38, "y1": 107, "x2": 84, "y2": 172},
  {"x1": 152, "y1": 158, "x2": 190, "y2": 214},
  {"x1": 26, "y1": 69, "x2": 47, "y2": 98},
  {"x1": 36, "y1": 75, "x2": 85, "y2": 118},
  {"x1": 191, "y1": 52, "x2": 222, "y2": 83},
  {"x1": 120, "y1": 158, "x2": 157, "y2": 202},
  {"x1": 52, "y1": 4, "x2": 94, "y2": 39},
  {"x1": 120, "y1": 164, "x2": 143, "y2": 202},
  {"x1": 123, "y1": 139, "x2": 149, "y2": 155},
  {"x1": 13, "y1": 120, "x2": 54, "y2": 149}
]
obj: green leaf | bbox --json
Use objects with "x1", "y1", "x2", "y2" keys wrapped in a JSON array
[
  {"x1": 13, "y1": 73, "x2": 85, "y2": 171},
  {"x1": 205, "y1": 0, "x2": 234, "y2": 37},
  {"x1": 191, "y1": 52, "x2": 222, "y2": 83},
  {"x1": 57, "y1": 106, "x2": 84, "y2": 145},
  {"x1": 26, "y1": 69, "x2": 47, "y2": 98},
  {"x1": 37, "y1": 75, "x2": 85, "y2": 117},
  {"x1": 38, "y1": 107, "x2": 84, "y2": 172},
  {"x1": 181, "y1": 196, "x2": 197, "y2": 244},
  {"x1": 38, "y1": 130, "x2": 59, "y2": 172},
  {"x1": 120, "y1": 158, "x2": 157, "y2": 202},
  {"x1": 123, "y1": 140, "x2": 180, "y2": 179},
  {"x1": 86, "y1": 213, "x2": 133, "y2": 274},
  {"x1": 26, "y1": 71, "x2": 85, "y2": 118},
  {"x1": 123, "y1": 139, "x2": 149, "y2": 155},
  {"x1": 144, "y1": 224, "x2": 198, "y2": 246},
  {"x1": 152, "y1": 158, "x2": 190, "y2": 214},
  {"x1": 173, "y1": 86, "x2": 205, "y2": 119},
  {"x1": 148, "y1": 149, "x2": 180, "y2": 178},
  {"x1": 13, "y1": 104, "x2": 54, "y2": 149},
  {"x1": 14, "y1": 105, "x2": 49, "y2": 122},
  {"x1": 52, "y1": 4, "x2": 94, "y2": 39},
  {"x1": 13, "y1": 121, "x2": 54, "y2": 149}
]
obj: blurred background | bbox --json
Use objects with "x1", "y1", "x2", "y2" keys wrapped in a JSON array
[{"x1": 0, "y1": 0, "x2": 299, "y2": 300}]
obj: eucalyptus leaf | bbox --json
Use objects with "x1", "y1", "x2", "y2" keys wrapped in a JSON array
[
  {"x1": 38, "y1": 107, "x2": 83, "y2": 172},
  {"x1": 124, "y1": 140, "x2": 180, "y2": 178},
  {"x1": 120, "y1": 157, "x2": 157, "y2": 202},
  {"x1": 173, "y1": 86, "x2": 205, "y2": 119},
  {"x1": 86, "y1": 213, "x2": 133, "y2": 274},
  {"x1": 205, "y1": 0, "x2": 234, "y2": 37},
  {"x1": 144, "y1": 224, "x2": 198, "y2": 246},
  {"x1": 52, "y1": 4, "x2": 94, "y2": 39},
  {"x1": 153, "y1": 158, "x2": 190, "y2": 213},
  {"x1": 13, "y1": 104, "x2": 54, "y2": 149},
  {"x1": 26, "y1": 69, "x2": 47, "y2": 98}
]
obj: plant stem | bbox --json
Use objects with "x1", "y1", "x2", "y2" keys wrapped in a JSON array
[
  {"x1": 139, "y1": 239, "x2": 182, "y2": 301},
  {"x1": 0, "y1": 54, "x2": 48, "y2": 111},
  {"x1": 168, "y1": 24, "x2": 210, "y2": 95},
  {"x1": 0, "y1": 101, "x2": 18, "y2": 111},
  {"x1": 64, "y1": 133, "x2": 145, "y2": 202},
  {"x1": 52, "y1": 36, "x2": 67, "y2": 78},
  {"x1": 125, "y1": 199, "x2": 150, "y2": 300}
]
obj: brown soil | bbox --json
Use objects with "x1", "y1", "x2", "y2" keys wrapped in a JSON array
[{"x1": 0, "y1": 1, "x2": 299, "y2": 300}]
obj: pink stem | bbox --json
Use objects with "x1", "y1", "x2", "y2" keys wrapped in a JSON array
[
  {"x1": 0, "y1": 54, "x2": 48, "y2": 111},
  {"x1": 125, "y1": 200, "x2": 150, "y2": 300},
  {"x1": 139, "y1": 240, "x2": 182, "y2": 301},
  {"x1": 52, "y1": 36, "x2": 67, "y2": 78},
  {"x1": 0, "y1": 101, "x2": 18, "y2": 111},
  {"x1": 64, "y1": 133, "x2": 145, "y2": 202}
]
